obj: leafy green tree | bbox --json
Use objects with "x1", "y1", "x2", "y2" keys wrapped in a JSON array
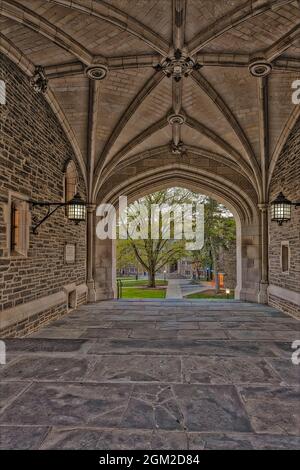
[
  {"x1": 117, "y1": 189, "x2": 191, "y2": 287},
  {"x1": 191, "y1": 198, "x2": 236, "y2": 291},
  {"x1": 117, "y1": 190, "x2": 235, "y2": 290},
  {"x1": 117, "y1": 240, "x2": 140, "y2": 274}
]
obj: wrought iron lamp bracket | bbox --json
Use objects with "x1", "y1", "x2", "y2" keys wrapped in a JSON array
[{"x1": 30, "y1": 201, "x2": 66, "y2": 235}]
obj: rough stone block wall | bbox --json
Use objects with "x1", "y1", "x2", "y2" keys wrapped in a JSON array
[
  {"x1": 0, "y1": 54, "x2": 87, "y2": 333},
  {"x1": 269, "y1": 294, "x2": 299, "y2": 320},
  {"x1": 269, "y1": 117, "x2": 300, "y2": 317},
  {"x1": 219, "y1": 241, "x2": 237, "y2": 290},
  {"x1": 1, "y1": 293, "x2": 87, "y2": 338}
]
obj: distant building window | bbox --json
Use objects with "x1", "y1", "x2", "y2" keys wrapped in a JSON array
[{"x1": 281, "y1": 242, "x2": 290, "y2": 273}]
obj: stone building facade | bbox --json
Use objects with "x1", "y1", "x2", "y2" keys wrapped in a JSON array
[
  {"x1": 0, "y1": 0, "x2": 300, "y2": 335},
  {"x1": 268, "y1": 118, "x2": 300, "y2": 319},
  {"x1": 0, "y1": 54, "x2": 87, "y2": 337}
]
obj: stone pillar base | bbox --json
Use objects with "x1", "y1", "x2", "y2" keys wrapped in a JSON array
[
  {"x1": 95, "y1": 287, "x2": 115, "y2": 301},
  {"x1": 87, "y1": 280, "x2": 97, "y2": 303},
  {"x1": 239, "y1": 288, "x2": 260, "y2": 303},
  {"x1": 234, "y1": 286, "x2": 241, "y2": 300},
  {"x1": 258, "y1": 281, "x2": 269, "y2": 304}
]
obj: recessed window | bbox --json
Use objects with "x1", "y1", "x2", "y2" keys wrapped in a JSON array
[
  {"x1": 10, "y1": 199, "x2": 29, "y2": 257},
  {"x1": 65, "y1": 160, "x2": 78, "y2": 202},
  {"x1": 11, "y1": 202, "x2": 20, "y2": 252},
  {"x1": 281, "y1": 242, "x2": 290, "y2": 273},
  {"x1": 64, "y1": 160, "x2": 78, "y2": 218}
]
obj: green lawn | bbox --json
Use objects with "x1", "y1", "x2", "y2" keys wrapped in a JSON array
[
  {"x1": 185, "y1": 289, "x2": 234, "y2": 300},
  {"x1": 118, "y1": 279, "x2": 168, "y2": 287},
  {"x1": 121, "y1": 287, "x2": 166, "y2": 299}
]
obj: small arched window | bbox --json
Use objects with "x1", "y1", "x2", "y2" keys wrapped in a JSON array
[{"x1": 64, "y1": 160, "x2": 78, "y2": 203}]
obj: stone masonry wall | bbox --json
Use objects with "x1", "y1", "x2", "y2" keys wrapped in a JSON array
[
  {"x1": 219, "y1": 241, "x2": 237, "y2": 290},
  {"x1": 269, "y1": 117, "x2": 300, "y2": 317},
  {"x1": 0, "y1": 54, "x2": 87, "y2": 334}
]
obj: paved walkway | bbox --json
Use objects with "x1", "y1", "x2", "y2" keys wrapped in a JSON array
[
  {"x1": 166, "y1": 279, "x2": 185, "y2": 298},
  {"x1": 166, "y1": 279, "x2": 210, "y2": 299},
  {"x1": 0, "y1": 300, "x2": 299, "y2": 449}
]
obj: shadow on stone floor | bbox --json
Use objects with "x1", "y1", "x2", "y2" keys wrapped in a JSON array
[{"x1": 0, "y1": 300, "x2": 299, "y2": 449}]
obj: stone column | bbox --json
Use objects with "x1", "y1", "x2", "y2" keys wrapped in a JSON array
[
  {"x1": 94, "y1": 235, "x2": 116, "y2": 301},
  {"x1": 239, "y1": 219, "x2": 261, "y2": 303},
  {"x1": 86, "y1": 204, "x2": 96, "y2": 302},
  {"x1": 258, "y1": 203, "x2": 269, "y2": 304}
]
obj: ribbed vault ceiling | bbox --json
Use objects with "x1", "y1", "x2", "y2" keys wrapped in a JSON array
[{"x1": 1, "y1": 0, "x2": 300, "y2": 205}]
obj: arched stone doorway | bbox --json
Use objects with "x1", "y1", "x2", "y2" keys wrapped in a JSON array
[
  {"x1": 1, "y1": 0, "x2": 299, "y2": 331},
  {"x1": 91, "y1": 162, "x2": 262, "y2": 304}
]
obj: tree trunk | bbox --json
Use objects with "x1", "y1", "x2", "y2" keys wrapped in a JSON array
[
  {"x1": 213, "y1": 257, "x2": 220, "y2": 293},
  {"x1": 148, "y1": 269, "x2": 156, "y2": 288},
  {"x1": 214, "y1": 269, "x2": 220, "y2": 293},
  {"x1": 211, "y1": 244, "x2": 220, "y2": 293}
]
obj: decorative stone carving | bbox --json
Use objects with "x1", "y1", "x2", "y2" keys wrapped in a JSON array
[
  {"x1": 30, "y1": 66, "x2": 48, "y2": 93},
  {"x1": 167, "y1": 113, "x2": 186, "y2": 126},
  {"x1": 249, "y1": 58, "x2": 272, "y2": 77},
  {"x1": 85, "y1": 65, "x2": 108, "y2": 80},
  {"x1": 258, "y1": 203, "x2": 269, "y2": 212},
  {"x1": 170, "y1": 140, "x2": 187, "y2": 156},
  {"x1": 154, "y1": 49, "x2": 201, "y2": 81}
]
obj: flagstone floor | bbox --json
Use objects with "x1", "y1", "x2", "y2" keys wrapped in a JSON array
[{"x1": 0, "y1": 300, "x2": 299, "y2": 450}]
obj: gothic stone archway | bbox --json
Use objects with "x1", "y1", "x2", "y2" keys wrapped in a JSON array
[{"x1": 92, "y1": 156, "x2": 262, "y2": 303}]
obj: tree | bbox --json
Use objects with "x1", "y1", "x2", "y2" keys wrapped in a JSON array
[
  {"x1": 116, "y1": 239, "x2": 140, "y2": 274},
  {"x1": 117, "y1": 189, "x2": 191, "y2": 287},
  {"x1": 117, "y1": 190, "x2": 236, "y2": 289},
  {"x1": 191, "y1": 198, "x2": 236, "y2": 292}
]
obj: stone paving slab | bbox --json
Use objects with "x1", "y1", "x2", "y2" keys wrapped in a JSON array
[
  {"x1": 227, "y1": 330, "x2": 300, "y2": 341},
  {"x1": 218, "y1": 320, "x2": 300, "y2": 330},
  {"x1": 0, "y1": 382, "x2": 133, "y2": 427},
  {"x1": 31, "y1": 328, "x2": 86, "y2": 339},
  {"x1": 266, "y1": 358, "x2": 300, "y2": 386},
  {"x1": 172, "y1": 384, "x2": 252, "y2": 432},
  {"x1": 87, "y1": 338, "x2": 282, "y2": 357},
  {"x1": 0, "y1": 299, "x2": 299, "y2": 449},
  {"x1": 0, "y1": 426, "x2": 50, "y2": 450},
  {"x1": 1, "y1": 425, "x2": 300, "y2": 450},
  {"x1": 238, "y1": 386, "x2": 300, "y2": 435},
  {"x1": 129, "y1": 329, "x2": 178, "y2": 339},
  {"x1": 40, "y1": 428, "x2": 154, "y2": 450},
  {"x1": 0, "y1": 356, "x2": 95, "y2": 382},
  {"x1": 188, "y1": 432, "x2": 300, "y2": 450},
  {"x1": 121, "y1": 384, "x2": 184, "y2": 431},
  {"x1": 181, "y1": 357, "x2": 281, "y2": 385},
  {"x1": 4, "y1": 338, "x2": 87, "y2": 354},
  {"x1": 158, "y1": 321, "x2": 200, "y2": 330},
  {"x1": 0, "y1": 381, "x2": 30, "y2": 411},
  {"x1": 80, "y1": 328, "x2": 131, "y2": 339},
  {"x1": 88, "y1": 356, "x2": 182, "y2": 383},
  {"x1": 1, "y1": 354, "x2": 294, "y2": 386},
  {"x1": 177, "y1": 330, "x2": 229, "y2": 339}
]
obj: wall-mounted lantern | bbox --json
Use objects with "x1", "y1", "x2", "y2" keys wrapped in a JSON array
[
  {"x1": 30, "y1": 193, "x2": 86, "y2": 234},
  {"x1": 271, "y1": 192, "x2": 300, "y2": 226},
  {"x1": 66, "y1": 193, "x2": 86, "y2": 223}
]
